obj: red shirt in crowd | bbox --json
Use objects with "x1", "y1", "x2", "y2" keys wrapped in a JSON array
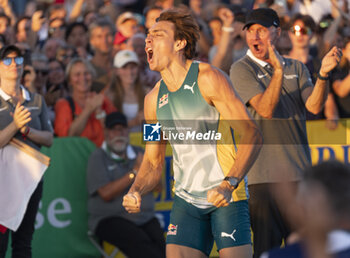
[{"x1": 54, "y1": 97, "x2": 116, "y2": 146}]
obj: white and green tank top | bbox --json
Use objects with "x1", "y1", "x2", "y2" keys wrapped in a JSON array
[{"x1": 156, "y1": 61, "x2": 248, "y2": 208}]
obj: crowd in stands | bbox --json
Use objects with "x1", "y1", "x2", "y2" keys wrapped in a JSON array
[
  {"x1": 1, "y1": 0, "x2": 350, "y2": 258},
  {"x1": 1, "y1": 0, "x2": 350, "y2": 146}
]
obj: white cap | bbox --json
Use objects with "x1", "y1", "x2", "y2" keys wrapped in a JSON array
[
  {"x1": 116, "y1": 12, "x2": 138, "y2": 29},
  {"x1": 113, "y1": 50, "x2": 139, "y2": 68}
]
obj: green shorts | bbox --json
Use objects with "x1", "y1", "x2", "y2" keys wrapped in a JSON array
[{"x1": 166, "y1": 195, "x2": 251, "y2": 256}]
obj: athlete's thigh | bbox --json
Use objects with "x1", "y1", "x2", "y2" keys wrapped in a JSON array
[
  {"x1": 219, "y1": 244, "x2": 252, "y2": 258},
  {"x1": 167, "y1": 244, "x2": 208, "y2": 258},
  {"x1": 166, "y1": 196, "x2": 214, "y2": 256},
  {"x1": 211, "y1": 200, "x2": 251, "y2": 251}
]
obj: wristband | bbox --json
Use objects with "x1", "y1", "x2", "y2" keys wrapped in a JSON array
[
  {"x1": 317, "y1": 72, "x2": 330, "y2": 81},
  {"x1": 22, "y1": 126, "x2": 30, "y2": 140},
  {"x1": 222, "y1": 26, "x2": 234, "y2": 32}
]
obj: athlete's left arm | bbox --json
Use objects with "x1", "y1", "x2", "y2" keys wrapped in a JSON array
[
  {"x1": 198, "y1": 64, "x2": 263, "y2": 207},
  {"x1": 305, "y1": 46, "x2": 342, "y2": 114}
]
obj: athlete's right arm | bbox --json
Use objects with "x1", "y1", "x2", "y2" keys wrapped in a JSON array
[{"x1": 123, "y1": 83, "x2": 167, "y2": 213}]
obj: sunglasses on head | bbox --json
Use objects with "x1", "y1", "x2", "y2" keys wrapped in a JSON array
[
  {"x1": 2, "y1": 56, "x2": 24, "y2": 66},
  {"x1": 290, "y1": 25, "x2": 312, "y2": 36}
]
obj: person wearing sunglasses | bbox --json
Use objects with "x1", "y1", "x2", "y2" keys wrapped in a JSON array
[
  {"x1": 0, "y1": 45, "x2": 53, "y2": 257},
  {"x1": 287, "y1": 13, "x2": 339, "y2": 129},
  {"x1": 287, "y1": 14, "x2": 317, "y2": 69}
]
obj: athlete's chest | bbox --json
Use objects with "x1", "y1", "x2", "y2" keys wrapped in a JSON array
[{"x1": 156, "y1": 81, "x2": 217, "y2": 121}]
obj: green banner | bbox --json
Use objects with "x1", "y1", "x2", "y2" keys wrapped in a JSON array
[{"x1": 32, "y1": 137, "x2": 99, "y2": 258}]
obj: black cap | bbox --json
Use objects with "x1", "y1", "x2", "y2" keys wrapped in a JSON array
[
  {"x1": 243, "y1": 8, "x2": 280, "y2": 30},
  {"x1": 0, "y1": 45, "x2": 22, "y2": 60},
  {"x1": 105, "y1": 112, "x2": 128, "y2": 128}
]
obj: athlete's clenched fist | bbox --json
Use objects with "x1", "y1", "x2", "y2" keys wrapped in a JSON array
[{"x1": 123, "y1": 192, "x2": 141, "y2": 213}]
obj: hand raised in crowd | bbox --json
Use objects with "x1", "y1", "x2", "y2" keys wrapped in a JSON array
[
  {"x1": 32, "y1": 10, "x2": 46, "y2": 32},
  {"x1": 84, "y1": 92, "x2": 104, "y2": 114},
  {"x1": 268, "y1": 40, "x2": 284, "y2": 70},
  {"x1": 0, "y1": 0, "x2": 9, "y2": 9},
  {"x1": 218, "y1": 7, "x2": 242, "y2": 39},
  {"x1": 218, "y1": 7, "x2": 234, "y2": 27},
  {"x1": 207, "y1": 181, "x2": 233, "y2": 208},
  {"x1": 320, "y1": 46, "x2": 342, "y2": 76},
  {"x1": 12, "y1": 102, "x2": 31, "y2": 130}
]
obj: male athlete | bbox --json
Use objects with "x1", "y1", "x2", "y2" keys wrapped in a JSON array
[{"x1": 123, "y1": 8, "x2": 262, "y2": 258}]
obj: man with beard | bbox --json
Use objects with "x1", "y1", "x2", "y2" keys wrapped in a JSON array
[{"x1": 86, "y1": 112, "x2": 165, "y2": 258}]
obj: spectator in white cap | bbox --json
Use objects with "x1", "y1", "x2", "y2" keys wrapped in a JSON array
[{"x1": 108, "y1": 50, "x2": 145, "y2": 132}]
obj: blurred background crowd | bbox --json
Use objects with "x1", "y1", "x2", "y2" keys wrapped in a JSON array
[
  {"x1": 1, "y1": 1, "x2": 350, "y2": 258},
  {"x1": 1, "y1": 0, "x2": 350, "y2": 147}
]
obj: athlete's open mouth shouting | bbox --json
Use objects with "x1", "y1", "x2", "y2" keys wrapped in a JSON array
[{"x1": 146, "y1": 47, "x2": 153, "y2": 62}]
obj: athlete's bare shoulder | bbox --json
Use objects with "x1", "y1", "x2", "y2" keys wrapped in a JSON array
[
  {"x1": 197, "y1": 62, "x2": 233, "y2": 99},
  {"x1": 198, "y1": 62, "x2": 229, "y2": 84},
  {"x1": 144, "y1": 80, "x2": 162, "y2": 121},
  {"x1": 197, "y1": 62, "x2": 214, "y2": 75}
]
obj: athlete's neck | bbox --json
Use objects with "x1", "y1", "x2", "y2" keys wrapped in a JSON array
[{"x1": 161, "y1": 58, "x2": 192, "y2": 92}]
